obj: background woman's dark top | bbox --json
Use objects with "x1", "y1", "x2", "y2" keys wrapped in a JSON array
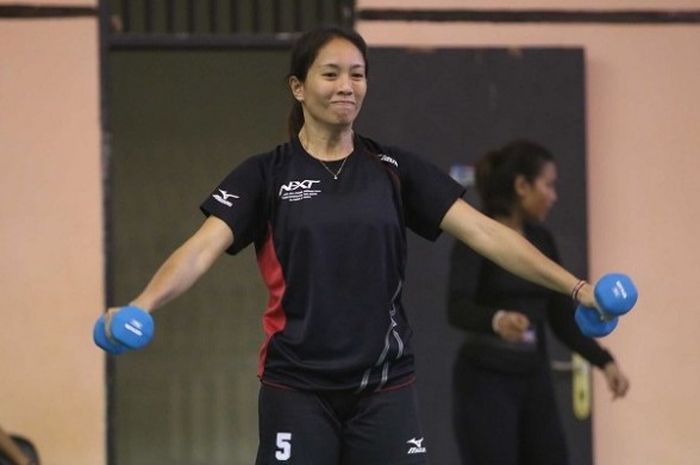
[{"x1": 448, "y1": 222, "x2": 613, "y2": 373}]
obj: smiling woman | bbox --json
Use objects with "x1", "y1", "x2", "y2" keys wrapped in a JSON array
[
  {"x1": 290, "y1": 37, "x2": 366, "y2": 135},
  {"x1": 287, "y1": 29, "x2": 368, "y2": 161},
  {"x1": 100, "y1": 26, "x2": 612, "y2": 465}
]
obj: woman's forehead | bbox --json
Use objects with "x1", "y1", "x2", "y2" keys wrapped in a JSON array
[{"x1": 313, "y1": 38, "x2": 365, "y2": 66}]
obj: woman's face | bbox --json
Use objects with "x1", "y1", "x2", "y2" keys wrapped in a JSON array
[
  {"x1": 517, "y1": 161, "x2": 558, "y2": 222},
  {"x1": 291, "y1": 37, "x2": 367, "y2": 129}
]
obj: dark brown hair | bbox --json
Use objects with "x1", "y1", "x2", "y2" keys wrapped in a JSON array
[{"x1": 475, "y1": 140, "x2": 555, "y2": 217}]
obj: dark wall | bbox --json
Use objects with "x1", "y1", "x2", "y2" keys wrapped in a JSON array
[{"x1": 355, "y1": 47, "x2": 590, "y2": 465}]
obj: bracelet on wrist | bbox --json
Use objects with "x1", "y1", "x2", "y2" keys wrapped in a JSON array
[{"x1": 571, "y1": 279, "x2": 586, "y2": 302}]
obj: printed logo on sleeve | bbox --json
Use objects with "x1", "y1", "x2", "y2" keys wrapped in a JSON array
[
  {"x1": 212, "y1": 189, "x2": 239, "y2": 207},
  {"x1": 378, "y1": 153, "x2": 399, "y2": 168},
  {"x1": 278, "y1": 179, "x2": 321, "y2": 202}
]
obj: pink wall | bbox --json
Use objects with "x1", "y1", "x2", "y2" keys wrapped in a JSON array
[
  {"x1": 0, "y1": 10, "x2": 105, "y2": 465},
  {"x1": 357, "y1": 16, "x2": 700, "y2": 465},
  {"x1": 358, "y1": 0, "x2": 700, "y2": 9}
]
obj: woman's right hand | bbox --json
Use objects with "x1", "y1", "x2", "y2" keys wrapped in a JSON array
[
  {"x1": 103, "y1": 307, "x2": 121, "y2": 340},
  {"x1": 493, "y1": 310, "x2": 531, "y2": 343},
  {"x1": 603, "y1": 361, "x2": 630, "y2": 399}
]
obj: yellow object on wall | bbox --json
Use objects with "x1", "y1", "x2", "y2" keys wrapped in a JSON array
[{"x1": 572, "y1": 353, "x2": 591, "y2": 420}]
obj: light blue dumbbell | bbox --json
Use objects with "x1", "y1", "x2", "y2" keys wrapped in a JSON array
[
  {"x1": 575, "y1": 273, "x2": 638, "y2": 338},
  {"x1": 594, "y1": 273, "x2": 638, "y2": 317},
  {"x1": 93, "y1": 305, "x2": 154, "y2": 354},
  {"x1": 93, "y1": 314, "x2": 129, "y2": 355}
]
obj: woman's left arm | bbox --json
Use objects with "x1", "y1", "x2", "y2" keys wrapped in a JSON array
[{"x1": 440, "y1": 199, "x2": 596, "y2": 308}]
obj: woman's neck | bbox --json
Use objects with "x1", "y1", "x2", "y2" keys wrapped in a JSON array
[{"x1": 298, "y1": 124, "x2": 354, "y2": 161}]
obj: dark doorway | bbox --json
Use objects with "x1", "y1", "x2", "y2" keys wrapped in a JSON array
[{"x1": 108, "y1": 50, "x2": 289, "y2": 465}]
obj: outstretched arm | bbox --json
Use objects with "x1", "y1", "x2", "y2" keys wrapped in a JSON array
[
  {"x1": 122, "y1": 215, "x2": 234, "y2": 313},
  {"x1": 440, "y1": 199, "x2": 595, "y2": 308}
]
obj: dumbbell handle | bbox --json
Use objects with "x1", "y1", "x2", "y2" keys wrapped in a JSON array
[
  {"x1": 573, "y1": 282, "x2": 611, "y2": 321},
  {"x1": 591, "y1": 305, "x2": 614, "y2": 322}
]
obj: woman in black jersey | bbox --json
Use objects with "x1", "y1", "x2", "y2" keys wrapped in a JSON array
[
  {"x1": 104, "y1": 28, "x2": 612, "y2": 465},
  {"x1": 448, "y1": 140, "x2": 630, "y2": 465}
]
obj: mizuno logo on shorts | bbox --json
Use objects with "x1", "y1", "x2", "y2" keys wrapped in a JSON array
[{"x1": 406, "y1": 437, "x2": 426, "y2": 454}]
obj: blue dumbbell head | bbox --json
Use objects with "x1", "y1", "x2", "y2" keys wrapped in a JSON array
[
  {"x1": 110, "y1": 306, "x2": 154, "y2": 349},
  {"x1": 93, "y1": 314, "x2": 129, "y2": 355},
  {"x1": 575, "y1": 305, "x2": 619, "y2": 338},
  {"x1": 594, "y1": 273, "x2": 638, "y2": 317}
]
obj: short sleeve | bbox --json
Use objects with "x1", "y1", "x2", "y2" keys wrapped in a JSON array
[
  {"x1": 394, "y1": 148, "x2": 465, "y2": 241},
  {"x1": 200, "y1": 154, "x2": 269, "y2": 255}
]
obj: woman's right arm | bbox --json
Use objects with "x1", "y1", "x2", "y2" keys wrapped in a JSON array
[{"x1": 118, "y1": 215, "x2": 233, "y2": 313}]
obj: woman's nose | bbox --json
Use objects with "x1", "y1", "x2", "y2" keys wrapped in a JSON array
[{"x1": 337, "y1": 74, "x2": 353, "y2": 93}]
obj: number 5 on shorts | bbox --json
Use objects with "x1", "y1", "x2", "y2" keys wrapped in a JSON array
[{"x1": 275, "y1": 432, "x2": 292, "y2": 461}]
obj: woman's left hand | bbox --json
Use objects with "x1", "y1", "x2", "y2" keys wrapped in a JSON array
[{"x1": 602, "y1": 361, "x2": 630, "y2": 399}]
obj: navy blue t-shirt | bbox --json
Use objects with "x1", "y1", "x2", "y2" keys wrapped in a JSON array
[{"x1": 201, "y1": 134, "x2": 464, "y2": 391}]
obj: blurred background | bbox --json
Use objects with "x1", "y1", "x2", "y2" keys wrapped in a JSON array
[{"x1": 2, "y1": 1, "x2": 699, "y2": 464}]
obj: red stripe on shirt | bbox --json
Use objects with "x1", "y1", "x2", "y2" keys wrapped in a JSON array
[{"x1": 256, "y1": 224, "x2": 287, "y2": 378}]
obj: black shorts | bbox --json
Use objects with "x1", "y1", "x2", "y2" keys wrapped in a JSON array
[{"x1": 255, "y1": 382, "x2": 429, "y2": 465}]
